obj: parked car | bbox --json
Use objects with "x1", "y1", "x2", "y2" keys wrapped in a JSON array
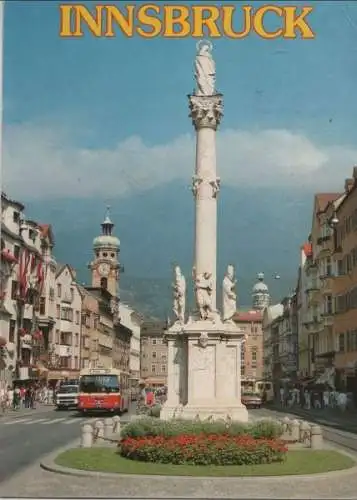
[{"x1": 241, "y1": 392, "x2": 262, "y2": 409}]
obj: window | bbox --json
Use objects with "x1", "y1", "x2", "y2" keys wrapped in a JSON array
[
  {"x1": 57, "y1": 284, "x2": 62, "y2": 298},
  {"x1": 94, "y1": 316, "x2": 99, "y2": 329},
  {"x1": 59, "y1": 356, "x2": 70, "y2": 368},
  {"x1": 60, "y1": 332, "x2": 72, "y2": 346},
  {"x1": 337, "y1": 260, "x2": 344, "y2": 276},
  {"x1": 61, "y1": 307, "x2": 73, "y2": 321},
  {"x1": 75, "y1": 333, "x2": 79, "y2": 347},
  {"x1": 161, "y1": 364, "x2": 166, "y2": 373},
  {"x1": 39, "y1": 297, "x2": 46, "y2": 315},
  {"x1": 56, "y1": 304, "x2": 60, "y2": 319},
  {"x1": 70, "y1": 288, "x2": 74, "y2": 301},
  {"x1": 152, "y1": 339, "x2": 157, "y2": 345},
  {"x1": 100, "y1": 277, "x2": 108, "y2": 289},
  {"x1": 55, "y1": 329, "x2": 60, "y2": 344},
  {"x1": 28, "y1": 229, "x2": 36, "y2": 241},
  {"x1": 151, "y1": 364, "x2": 156, "y2": 373},
  {"x1": 347, "y1": 331, "x2": 352, "y2": 352},
  {"x1": 251, "y1": 348, "x2": 257, "y2": 368},
  {"x1": 13, "y1": 211, "x2": 20, "y2": 223},
  {"x1": 11, "y1": 281, "x2": 18, "y2": 300},
  {"x1": 152, "y1": 352, "x2": 157, "y2": 358},
  {"x1": 74, "y1": 356, "x2": 79, "y2": 369},
  {"x1": 13, "y1": 245, "x2": 20, "y2": 259},
  {"x1": 240, "y1": 365, "x2": 245, "y2": 376},
  {"x1": 326, "y1": 257, "x2": 332, "y2": 276},
  {"x1": 76, "y1": 311, "x2": 80, "y2": 325},
  {"x1": 9, "y1": 320, "x2": 15, "y2": 343},
  {"x1": 161, "y1": 354, "x2": 167, "y2": 361},
  {"x1": 325, "y1": 295, "x2": 333, "y2": 315},
  {"x1": 338, "y1": 333, "x2": 345, "y2": 352}
]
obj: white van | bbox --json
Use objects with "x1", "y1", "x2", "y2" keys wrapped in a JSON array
[{"x1": 56, "y1": 383, "x2": 79, "y2": 410}]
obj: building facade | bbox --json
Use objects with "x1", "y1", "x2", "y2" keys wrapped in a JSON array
[
  {"x1": 333, "y1": 169, "x2": 357, "y2": 393},
  {"x1": 297, "y1": 243, "x2": 311, "y2": 378},
  {"x1": 262, "y1": 303, "x2": 284, "y2": 381},
  {"x1": 232, "y1": 273, "x2": 270, "y2": 383},
  {"x1": 79, "y1": 287, "x2": 101, "y2": 369},
  {"x1": 140, "y1": 319, "x2": 167, "y2": 387},
  {"x1": 0, "y1": 192, "x2": 57, "y2": 385},
  {"x1": 48, "y1": 264, "x2": 83, "y2": 381},
  {"x1": 120, "y1": 303, "x2": 141, "y2": 389}
]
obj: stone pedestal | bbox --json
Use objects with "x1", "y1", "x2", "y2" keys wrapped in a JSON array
[{"x1": 161, "y1": 319, "x2": 248, "y2": 422}]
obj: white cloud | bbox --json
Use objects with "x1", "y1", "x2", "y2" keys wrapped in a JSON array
[{"x1": 2, "y1": 122, "x2": 357, "y2": 200}]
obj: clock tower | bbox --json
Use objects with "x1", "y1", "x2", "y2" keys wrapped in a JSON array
[{"x1": 89, "y1": 207, "x2": 120, "y2": 297}]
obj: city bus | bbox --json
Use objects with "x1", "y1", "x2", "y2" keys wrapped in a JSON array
[{"x1": 77, "y1": 367, "x2": 130, "y2": 414}]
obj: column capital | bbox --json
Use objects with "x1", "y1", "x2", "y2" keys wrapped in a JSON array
[{"x1": 188, "y1": 94, "x2": 224, "y2": 130}]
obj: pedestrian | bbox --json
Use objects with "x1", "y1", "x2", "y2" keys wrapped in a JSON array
[
  {"x1": 6, "y1": 386, "x2": 14, "y2": 411},
  {"x1": 13, "y1": 386, "x2": 21, "y2": 410}
]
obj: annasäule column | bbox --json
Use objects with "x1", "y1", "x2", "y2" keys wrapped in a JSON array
[{"x1": 189, "y1": 43, "x2": 223, "y2": 313}]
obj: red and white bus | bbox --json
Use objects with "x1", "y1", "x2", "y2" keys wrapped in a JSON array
[{"x1": 77, "y1": 368, "x2": 130, "y2": 414}]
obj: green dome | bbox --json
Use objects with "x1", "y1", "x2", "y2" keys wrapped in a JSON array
[{"x1": 93, "y1": 235, "x2": 120, "y2": 249}]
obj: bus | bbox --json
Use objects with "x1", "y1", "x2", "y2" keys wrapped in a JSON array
[{"x1": 77, "y1": 367, "x2": 130, "y2": 414}]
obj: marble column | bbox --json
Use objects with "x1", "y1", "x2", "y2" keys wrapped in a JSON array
[{"x1": 189, "y1": 93, "x2": 223, "y2": 311}]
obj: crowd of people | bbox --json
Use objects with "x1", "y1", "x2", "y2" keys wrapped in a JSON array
[
  {"x1": 279, "y1": 385, "x2": 352, "y2": 411},
  {"x1": 0, "y1": 383, "x2": 56, "y2": 413}
]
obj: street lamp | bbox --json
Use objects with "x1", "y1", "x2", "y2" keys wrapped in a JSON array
[{"x1": 329, "y1": 211, "x2": 339, "y2": 229}]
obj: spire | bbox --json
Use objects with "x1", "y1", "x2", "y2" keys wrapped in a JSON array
[{"x1": 101, "y1": 205, "x2": 114, "y2": 236}]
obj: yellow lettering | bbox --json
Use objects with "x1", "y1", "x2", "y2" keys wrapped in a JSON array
[
  {"x1": 105, "y1": 5, "x2": 135, "y2": 37},
  {"x1": 253, "y1": 5, "x2": 283, "y2": 39},
  {"x1": 136, "y1": 4, "x2": 161, "y2": 38},
  {"x1": 59, "y1": 5, "x2": 73, "y2": 37},
  {"x1": 222, "y1": 5, "x2": 252, "y2": 39},
  {"x1": 163, "y1": 5, "x2": 190, "y2": 37},
  {"x1": 192, "y1": 6, "x2": 221, "y2": 38},
  {"x1": 72, "y1": 5, "x2": 103, "y2": 37},
  {"x1": 283, "y1": 6, "x2": 315, "y2": 39}
]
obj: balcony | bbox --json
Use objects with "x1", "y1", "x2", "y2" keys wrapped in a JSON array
[
  {"x1": 55, "y1": 345, "x2": 72, "y2": 357},
  {"x1": 306, "y1": 288, "x2": 320, "y2": 306},
  {"x1": 320, "y1": 275, "x2": 334, "y2": 293}
]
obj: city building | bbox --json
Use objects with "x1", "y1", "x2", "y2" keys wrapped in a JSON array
[
  {"x1": 47, "y1": 264, "x2": 83, "y2": 381},
  {"x1": 79, "y1": 286, "x2": 101, "y2": 369},
  {"x1": 296, "y1": 243, "x2": 311, "y2": 378},
  {"x1": 276, "y1": 295, "x2": 299, "y2": 382},
  {"x1": 0, "y1": 192, "x2": 57, "y2": 385},
  {"x1": 332, "y1": 169, "x2": 357, "y2": 393},
  {"x1": 120, "y1": 303, "x2": 142, "y2": 390},
  {"x1": 232, "y1": 273, "x2": 270, "y2": 383},
  {"x1": 262, "y1": 303, "x2": 284, "y2": 381},
  {"x1": 140, "y1": 319, "x2": 167, "y2": 387},
  {"x1": 307, "y1": 192, "x2": 343, "y2": 381}
]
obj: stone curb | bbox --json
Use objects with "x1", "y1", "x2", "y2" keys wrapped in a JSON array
[
  {"x1": 40, "y1": 444, "x2": 357, "y2": 482},
  {"x1": 268, "y1": 405, "x2": 357, "y2": 427}
]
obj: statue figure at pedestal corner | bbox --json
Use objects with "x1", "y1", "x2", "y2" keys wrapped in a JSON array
[
  {"x1": 172, "y1": 265, "x2": 186, "y2": 323},
  {"x1": 222, "y1": 264, "x2": 237, "y2": 322},
  {"x1": 191, "y1": 175, "x2": 202, "y2": 197},
  {"x1": 194, "y1": 271, "x2": 213, "y2": 320},
  {"x1": 194, "y1": 40, "x2": 216, "y2": 97}
]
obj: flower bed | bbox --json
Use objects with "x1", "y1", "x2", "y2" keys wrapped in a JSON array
[
  {"x1": 119, "y1": 418, "x2": 287, "y2": 466},
  {"x1": 120, "y1": 433, "x2": 287, "y2": 465}
]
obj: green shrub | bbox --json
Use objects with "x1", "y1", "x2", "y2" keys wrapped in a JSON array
[
  {"x1": 148, "y1": 404, "x2": 161, "y2": 418},
  {"x1": 120, "y1": 417, "x2": 282, "y2": 440},
  {"x1": 120, "y1": 434, "x2": 287, "y2": 465}
]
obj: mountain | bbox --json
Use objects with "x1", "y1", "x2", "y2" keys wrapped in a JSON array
[{"x1": 24, "y1": 181, "x2": 314, "y2": 317}]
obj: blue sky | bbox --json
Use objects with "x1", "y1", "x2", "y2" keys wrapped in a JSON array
[{"x1": 3, "y1": 1, "x2": 357, "y2": 199}]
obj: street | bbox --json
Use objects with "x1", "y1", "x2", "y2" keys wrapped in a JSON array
[
  {"x1": 1, "y1": 406, "x2": 357, "y2": 497},
  {"x1": 0, "y1": 405, "x2": 133, "y2": 483}
]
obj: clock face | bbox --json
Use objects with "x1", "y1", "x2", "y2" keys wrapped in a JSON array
[{"x1": 98, "y1": 263, "x2": 110, "y2": 276}]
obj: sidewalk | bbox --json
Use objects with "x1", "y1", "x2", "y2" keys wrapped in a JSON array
[
  {"x1": 269, "y1": 403, "x2": 357, "y2": 431},
  {"x1": 0, "y1": 404, "x2": 55, "y2": 420}
]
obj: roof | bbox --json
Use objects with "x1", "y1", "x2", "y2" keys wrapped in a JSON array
[
  {"x1": 315, "y1": 193, "x2": 341, "y2": 213},
  {"x1": 233, "y1": 310, "x2": 263, "y2": 322},
  {"x1": 262, "y1": 304, "x2": 284, "y2": 326},
  {"x1": 301, "y1": 242, "x2": 312, "y2": 258}
]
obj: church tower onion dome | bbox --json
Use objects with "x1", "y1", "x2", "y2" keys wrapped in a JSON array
[
  {"x1": 252, "y1": 272, "x2": 270, "y2": 311},
  {"x1": 92, "y1": 210, "x2": 120, "y2": 249}
]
